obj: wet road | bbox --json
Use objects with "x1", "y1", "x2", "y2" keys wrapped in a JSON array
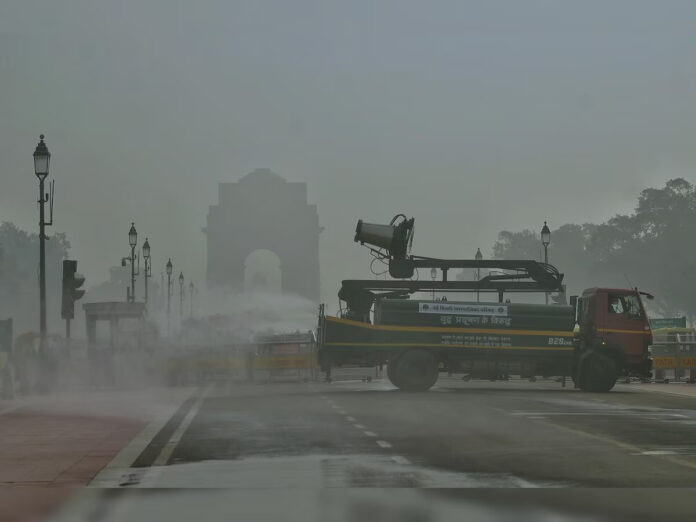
[
  {"x1": 156, "y1": 378, "x2": 696, "y2": 488},
  {"x1": 58, "y1": 378, "x2": 696, "y2": 521}
]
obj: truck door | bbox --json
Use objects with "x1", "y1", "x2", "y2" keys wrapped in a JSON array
[{"x1": 601, "y1": 292, "x2": 648, "y2": 364}]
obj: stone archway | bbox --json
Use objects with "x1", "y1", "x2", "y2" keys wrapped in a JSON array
[{"x1": 205, "y1": 169, "x2": 321, "y2": 302}]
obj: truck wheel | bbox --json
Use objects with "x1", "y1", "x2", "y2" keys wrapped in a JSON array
[
  {"x1": 578, "y1": 352, "x2": 617, "y2": 392},
  {"x1": 393, "y1": 349, "x2": 438, "y2": 392},
  {"x1": 387, "y1": 355, "x2": 403, "y2": 388}
]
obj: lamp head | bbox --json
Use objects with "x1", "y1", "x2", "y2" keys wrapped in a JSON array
[{"x1": 33, "y1": 134, "x2": 51, "y2": 180}]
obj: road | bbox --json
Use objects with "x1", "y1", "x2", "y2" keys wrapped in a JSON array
[{"x1": 58, "y1": 377, "x2": 696, "y2": 521}]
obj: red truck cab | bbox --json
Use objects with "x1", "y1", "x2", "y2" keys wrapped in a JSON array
[{"x1": 576, "y1": 288, "x2": 653, "y2": 382}]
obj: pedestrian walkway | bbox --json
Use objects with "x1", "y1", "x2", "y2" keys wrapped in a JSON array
[{"x1": 0, "y1": 387, "x2": 193, "y2": 522}]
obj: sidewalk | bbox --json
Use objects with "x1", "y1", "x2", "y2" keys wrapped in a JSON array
[{"x1": 0, "y1": 387, "x2": 193, "y2": 522}]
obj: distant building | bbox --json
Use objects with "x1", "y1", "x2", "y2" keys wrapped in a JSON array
[{"x1": 205, "y1": 169, "x2": 320, "y2": 302}]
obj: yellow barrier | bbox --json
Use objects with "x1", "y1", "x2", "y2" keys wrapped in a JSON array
[
  {"x1": 252, "y1": 355, "x2": 316, "y2": 369},
  {"x1": 679, "y1": 357, "x2": 696, "y2": 369},
  {"x1": 652, "y1": 357, "x2": 678, "y2": 369}
]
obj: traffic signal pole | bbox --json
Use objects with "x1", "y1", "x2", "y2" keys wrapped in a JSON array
[{"x1": 62, "y1": 260, "x2": 85, "y2": 343}]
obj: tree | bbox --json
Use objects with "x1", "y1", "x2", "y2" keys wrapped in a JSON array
[
  {"x1": 492, "y1": 179, "x2": 696, "y2": 321},
  {"x1": 492, "y1": 229, "x2": 541, "y2": 261},
  {"x1": 492, "y1": 224, "x2": 597, "y2": 297},
  {"x1": 586, "y1": 178, "x2": 696, "y2": 319},
  {"x1": 0, "y1": 222, "x2": 71, "y2": 333}
]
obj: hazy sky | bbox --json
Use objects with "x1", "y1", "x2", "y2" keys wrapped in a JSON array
[{"x1": 1, "y1": 1, "x2": 695, "y2": 305}]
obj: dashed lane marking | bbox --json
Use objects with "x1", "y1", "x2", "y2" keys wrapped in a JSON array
[
  {"x1": 391, "y1": 456, "x2": 410, "y2": 465},
  {"x1": 346, "y1": 416, "x2": 356, "y2": 422},
  {"x1": 363, "y1": 431, "x2": 377, "y2": 437},
  {"x1": 354, "y1": 424, "x2": 365, "y2": 429},
  {"x1": 376, "y1": 440, "x2": 392, "y2": 449}
]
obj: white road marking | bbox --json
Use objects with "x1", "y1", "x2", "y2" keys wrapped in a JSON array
[
  {"x1": 90, "y1": 387, "x2": 197, "y2": 486},
  {"x1": 376, "y1": 440, "x2": 392, "y2": 448},
  {"x1": 337, "y1": 410, "x2": 347, "y2": 415},
  {"x1": 639, "y1": 450, "x2": 678, "y2": 455},
  {"x1": 354, "y1": 424, "x2": 365, "y2": 429},
  {"x1": 346, "y1": 416, "x2": 356, "y2": 422},
  {"x1": 153, "y1": 385, "x2": 212, "y2": 467},
  {"x1": 511, "y1": 411, "x2": 687, "y2": 418},
  {"x1": 363, "y1": 431, "x2": 377, "y2": 437},
  {"x1": 391, "y1": 455, "x2": 410, "y2": 465},
  {"x1": 510, "y1": 476, "x2": 539, "y2": 488}
]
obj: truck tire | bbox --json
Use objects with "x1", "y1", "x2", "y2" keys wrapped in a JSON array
[
  {"x1": 578, "y1": 351, "x2": 617, "y2": 392},
  {"x1": 387, "y1": 355, "x2": 403, "y2": 388},
  {"x1": 392, "y1": 349, "x2": 438, "y2": 392}
]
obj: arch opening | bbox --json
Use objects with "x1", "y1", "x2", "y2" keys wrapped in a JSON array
[{"x1": 243, "y1": 249, "x2": 282, "y2": 294}]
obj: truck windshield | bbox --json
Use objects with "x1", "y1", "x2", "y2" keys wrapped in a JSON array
[{"x1": 608, "y1": 293, "x2": 643, "y2": 318}]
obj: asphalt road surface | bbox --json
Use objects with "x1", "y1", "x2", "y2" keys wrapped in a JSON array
[{"x1": 59, "y1": 377, "x2": 696, "y2": 521}]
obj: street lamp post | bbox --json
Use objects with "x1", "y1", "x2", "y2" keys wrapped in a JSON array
[
  {"x1": 33, "y1": 135, "x2": 53, "y2": 371},
  {"x1": 127, "y1": 223, "x2": 139, "y2": 303},
  {"x1": 475, "y1": 248, "x2": 483, "y2": 302},
  {"x1": 541, "y1": 221, "x2": 551, "y2": 304},
  {"x1": 179, "y1": 272, "x2": 184, "y2": 319},
  {"x1": 189, "y1": 281, "x2": 194, "y2": 319},
  {"x1": 166, "y1": 259, "x2": 173, "y2": 335},
  {"x1": 142, "y1": 238, "x2": 151, "y2": 303},
  {"x1": 430, "y1": 267, "x2": 437, "y2": 301}
]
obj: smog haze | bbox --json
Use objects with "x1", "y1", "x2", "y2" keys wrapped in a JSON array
[{"x1": 1, "y1": 0, "x2": 695, "y2": 304}]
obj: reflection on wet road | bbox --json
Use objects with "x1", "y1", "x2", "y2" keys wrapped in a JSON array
[{"x1": 57, "y1": 379, "x2": 696, "y2": 521}]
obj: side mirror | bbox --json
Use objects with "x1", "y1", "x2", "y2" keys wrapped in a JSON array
[{"x1": 570, "y1": 295, "x2": 578, "y2": 310}]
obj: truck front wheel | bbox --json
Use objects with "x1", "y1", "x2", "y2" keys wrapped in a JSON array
[
  {"x1": 578, "y1": 352, "x2": 617, "y2": 392},
  {"x1": 392, "y1": 349, "x2": 438, "y2": 392}
]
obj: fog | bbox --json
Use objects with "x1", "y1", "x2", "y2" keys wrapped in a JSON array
[
  {"x1": 1, "y1": 1, "x2": 695, "y2": 308},
  {"x1": 5, "y1": 6, "x2": 696, "y2": 522}
]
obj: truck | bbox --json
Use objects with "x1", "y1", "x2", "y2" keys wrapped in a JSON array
[{"x1": 317, "y1": 215, "x2": 653, "y2": 392}]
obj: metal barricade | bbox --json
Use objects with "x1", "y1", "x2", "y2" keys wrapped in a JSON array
[
  {"x1": 252, "y1": 332, "x2": 318, "y2": 383},
  {"x1": 650, "y1": 328, "x2": 696, "y2": 383}
]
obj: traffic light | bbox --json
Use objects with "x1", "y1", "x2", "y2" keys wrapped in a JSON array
[{"x1": 62, "y1": 260, "x2": 85, "y2": 320}]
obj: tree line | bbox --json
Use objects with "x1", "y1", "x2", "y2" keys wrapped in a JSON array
[{"x1": 492, "y1": 178, "x2": 695, "y2": 321}]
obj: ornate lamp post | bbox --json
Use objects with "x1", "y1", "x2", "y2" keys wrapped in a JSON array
[
  {"x1": 178, "y1": 272, "x2": 184, "y2": 319},
  {"x1": 430, "y1": 267, "x2": 437, "y2": 301},
  {"x1": 166, "y1": 259, "x2": 173, "y2": 335},
  {"x1": 128, "y1": 223, "x2": 140, "y2": 303},
  {"x1": 33, "y1": 135, "x2": 53, "y2": 369},
  {"x1": 142, "y1": 238, "x2": 151, "y2": 303},
  {"x1": 541, "y1": 221, "x2": 551, "y2": 304},
  {"x1": 475, "y1": 248, "x2": 483, "y2": 302},
  {"x1": 189, "y1": 281, "x2": 195, "y2": 318}
]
